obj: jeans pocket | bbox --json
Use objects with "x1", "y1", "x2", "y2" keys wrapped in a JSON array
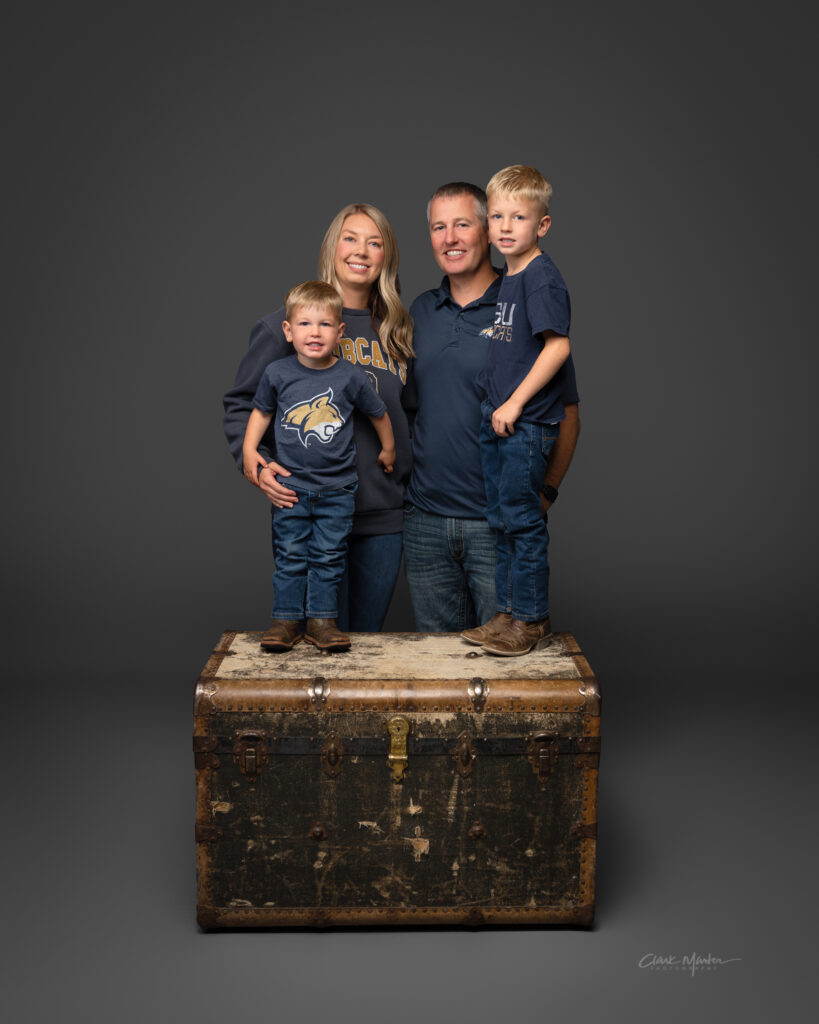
[
  {"x1": 341, "y1": 481, "x2": 359, "y2": 495},
  {"x1": 403, "y1": 502, "x2": 417, "y2": 518}
]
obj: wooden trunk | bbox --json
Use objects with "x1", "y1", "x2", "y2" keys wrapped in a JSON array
[{"x1": 194, "y1": 631, "x2": 600, "y2": 928}]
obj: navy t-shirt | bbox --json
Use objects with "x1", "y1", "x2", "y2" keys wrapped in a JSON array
[
  {"x1": 253, "y1": 356, "x2": 386, "y2": 491},
  {"x1": 482, "y1": 252, "x2": 571, "y2": 424}
]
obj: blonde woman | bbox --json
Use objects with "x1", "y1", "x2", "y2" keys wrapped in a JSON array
[{"x1": 224, "y1": 204, "x2": 415, "y2": 637}]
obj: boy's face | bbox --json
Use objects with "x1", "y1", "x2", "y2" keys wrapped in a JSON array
[
  {"x1": 487, "y1": 194, "x2": 550, "y2": 264},
  {"x1": 282, "y1": 305, "x2": 344, "y2": 368}
]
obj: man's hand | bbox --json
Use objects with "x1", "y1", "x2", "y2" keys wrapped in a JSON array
[
  {"x1": 492, "y1": 400, "x2": 523, "y2": 437},
  {"x1": 377, "y1": 446, "x2": 396, "y2": 474},
  {"x1": 258, "y1": 461, "x2": 298, "y2": 509}
]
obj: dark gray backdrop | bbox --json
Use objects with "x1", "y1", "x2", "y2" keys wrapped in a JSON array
[{"x1": 4, "y1": 1, "x2": 816, "y2": 1020}]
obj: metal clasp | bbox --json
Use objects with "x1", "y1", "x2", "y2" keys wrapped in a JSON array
[
  {"x1": 321, "y1": 733, "x2": 344, "y2": 778},
  {"x1": 526, "y1": 733, "x2": 559, "y2": 787},
  {"x1": 308, "y1": 676, "x2": 329, "y2": 706},
  {"x1": 453, "y1": 732, "x2": 476, "y2": 778},
  {"x1": 387, "y1": 717, "x2": 410, "y2": 783},
  {"x1": 233, "y1": 731, "x2": 266, "y2": 782},
  {"x1": 468, "y1": 677, "x2": 489, "y2": 712}
]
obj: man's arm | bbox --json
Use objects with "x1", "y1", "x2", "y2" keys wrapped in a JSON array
[{"x1": 541, "y1": 402, "x2": 581, "y2": 511}]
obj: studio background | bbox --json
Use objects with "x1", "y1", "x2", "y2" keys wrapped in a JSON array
[{"x1": 3, "y1": 1, "x2": 815, "y2": 1021}]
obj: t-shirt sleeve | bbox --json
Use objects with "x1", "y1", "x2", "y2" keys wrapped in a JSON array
[
  {"x1": 350, "y1": 369, "x2": 387, "y2": 418},
  {"x1": 526, "y1": 282, "x2": 571, "y2": 339},
  {"x1": 252, "y1": 368, "x2": 278, "y2": 414}
]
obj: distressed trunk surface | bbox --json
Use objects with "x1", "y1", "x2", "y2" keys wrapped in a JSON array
[{"x1": 194, "y1": 632, "x2": 600, "y2": 928}]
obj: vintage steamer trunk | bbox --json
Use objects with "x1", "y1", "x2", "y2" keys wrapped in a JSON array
[{"x1": 194, "y1": 631, "x2": 600, "y2": 928}]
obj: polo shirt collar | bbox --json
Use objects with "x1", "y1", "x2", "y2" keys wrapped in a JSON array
[{"x1": 433, "y1": 270, "x2": 503, "y2": 310}]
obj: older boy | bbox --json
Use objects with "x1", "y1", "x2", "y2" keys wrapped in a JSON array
[
  {"x1": 463, "y1": 166, "x2": 571, "y2": 656},
  {"x1": 243, "y1": 281, "x2": 395, "y2": 652}
]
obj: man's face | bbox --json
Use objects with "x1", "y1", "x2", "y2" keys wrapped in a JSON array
[{"x1": 428, "y1": 194, "x2": 490, "y2": 279}]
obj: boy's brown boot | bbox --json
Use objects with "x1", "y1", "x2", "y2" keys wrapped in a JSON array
[
  {"x1": 461, "y1": 612, "x2": 513, "y2": 646},
  {"x1": 481, "y1": 617, "x2": 552, "y2": 657},
  {"x1": 304, "y1": 618, "x2": 351, "y2": 652},
  {"x1": 260, "y1": 619, "x2": 303, "y2": 651}
]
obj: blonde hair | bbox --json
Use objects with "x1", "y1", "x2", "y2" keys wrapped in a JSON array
[
  {"x1": 284, "y1": 280, "x2": 343, "y2": 322},
  {"x1": 486, "y1": 165, "x2": 553, "y2": 216},
  {"x1": 318, "y1": 203, "x2": 414, "y2": 361}
]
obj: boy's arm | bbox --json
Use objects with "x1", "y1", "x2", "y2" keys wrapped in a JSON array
[
  {"x1": 491, "y1": 331, "x2": 570, "y2": 436},
  {"x1": 242, "y1": 408, "x2": 274, "y2": 486},
  {"x1": 369, "y1": 412, "x2": 396, "y2": 473},
  {"x1": 542, "y1": 402, "x2": 580, "y2": 511}
]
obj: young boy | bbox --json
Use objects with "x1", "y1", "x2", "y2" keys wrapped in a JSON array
[
  {"x1": 463, "y1": 165, "x2": 571, "y2": 656},
  {"x1": 243, "y1": 281, "x2": 395, "y2": 653}
]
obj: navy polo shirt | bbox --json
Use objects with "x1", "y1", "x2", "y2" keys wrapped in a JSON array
[{"x1": 407, "y1": 273, "x2": 578, "y2": 519}]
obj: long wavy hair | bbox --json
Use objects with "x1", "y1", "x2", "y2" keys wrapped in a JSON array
[{"x1": 317, "y1": 203, "x2": 414, "y2": 361}]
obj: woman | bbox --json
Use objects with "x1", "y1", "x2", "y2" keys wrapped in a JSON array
[{"x1": 223, "y1": 203, "x2": 415, "y2": 633}]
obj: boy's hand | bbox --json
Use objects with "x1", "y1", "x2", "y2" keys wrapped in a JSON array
[
  {"x1": 377, "y1": 447, "x2": 396, "y2": 474},
  {"x1": 242, "y1": 449, "x2": 269, "y2": 487},
  {"x1": 492, "y1": 400, "x2": 522, "y2": 437}
]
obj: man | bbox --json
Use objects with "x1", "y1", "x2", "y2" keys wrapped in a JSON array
[{"x1": 403, "y1": 182, "x2": 581, "y2": 631}]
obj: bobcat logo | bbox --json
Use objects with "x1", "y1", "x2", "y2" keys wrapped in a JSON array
[{"x1": 281, "y1": 388, "x2": 345, "y2": 448}]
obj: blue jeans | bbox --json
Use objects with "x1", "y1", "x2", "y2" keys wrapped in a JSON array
[
  {"x1": 270, "y1": 484, "x2": 357, "y2": 619},
  {"x1": 480, "y1": 401, "x2": 558, "y2": 621},
  {"x1": 336, "y1": 532, "x2": 404, "y2": 632},
  {"x1": 403, "y1": 503, "x2": 496, "y2": 631}
]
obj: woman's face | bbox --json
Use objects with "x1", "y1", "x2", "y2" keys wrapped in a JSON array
[{"x1": 333, "y1": 213, "x2": 386, "y2": 297}]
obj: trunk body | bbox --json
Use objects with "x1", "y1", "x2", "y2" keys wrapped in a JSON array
[{"x1": 194, "y1": 632, "x2": 600, "y2": 928}]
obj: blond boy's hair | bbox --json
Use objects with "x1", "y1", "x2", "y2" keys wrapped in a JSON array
[
  {"x1": 284, "y1": 280, "x2": 343, "y2": 323},
  {"x1": 486, "y1": 165, "x2": 553, "y2": 216}
]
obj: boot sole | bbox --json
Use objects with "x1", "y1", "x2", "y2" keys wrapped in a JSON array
[
  {"x1": 260, "y1": 636, "x2": 303, "y2": 652},
  {"x1": 481, "y1": 635, "x2": 553, "y2": 657},
  {"x1": 461, "y1": 632, "x2": 490, "y2": 646},
  {"x1": 304, "y1": 636, "x2": 351, "y2": 652}
]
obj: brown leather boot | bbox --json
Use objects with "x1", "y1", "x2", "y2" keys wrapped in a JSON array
[
  {"x1": 481, "y1": 617, "x2": 552, "y2": 657},
  {"x1": 304, "y1": 618, "x2": 351, "y2": 652},
  {"x1": 461, "y1": 613, "x2": 513, "y2": 646},
  {"x1": 260, "y1": 619, "x2": 303, "y2": 651}
]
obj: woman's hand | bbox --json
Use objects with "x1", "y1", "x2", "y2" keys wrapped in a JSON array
[{"x1": 258, "y1": 461, "x2": 298, "y2": 509}]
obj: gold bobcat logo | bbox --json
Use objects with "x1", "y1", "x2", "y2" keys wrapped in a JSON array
[{"x1": 281, "y1": 388, "x2": 345, "y2": 447}]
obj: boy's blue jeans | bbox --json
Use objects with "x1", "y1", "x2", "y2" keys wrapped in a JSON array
[
  {"x1": 270, "y1": 483, "x2": 357, "y2": 620},
  {"x1": 479, "y1": 401, "x2": 559, "y2": 622}
]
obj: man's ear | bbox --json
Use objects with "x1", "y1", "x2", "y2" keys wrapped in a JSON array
[{"x1": 538, "y1": 215, "x2": 552, "y2": 238}]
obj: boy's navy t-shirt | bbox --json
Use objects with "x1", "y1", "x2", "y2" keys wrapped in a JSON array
[
  {"x1": 253, "y1": 355, "x2": 386, "y2": 491},
  {"x1": 481, "y1": 252, "x2": 571, "y2": 425}
]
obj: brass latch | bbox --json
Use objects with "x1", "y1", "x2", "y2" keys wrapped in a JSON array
[
  {"x1": 387, "y1": 717, "x2": 410, "y2": 783},
  {"x1": 233, "y1": 731, "x2": 266, "y2": 782},
  {"x1": 526, "y1": 733, "x2": 559, "y2": 788}
]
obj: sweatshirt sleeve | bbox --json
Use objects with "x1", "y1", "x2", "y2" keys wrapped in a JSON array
[{"x1": 222, "y1": 310, "x2": 290, "y2": 470}]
